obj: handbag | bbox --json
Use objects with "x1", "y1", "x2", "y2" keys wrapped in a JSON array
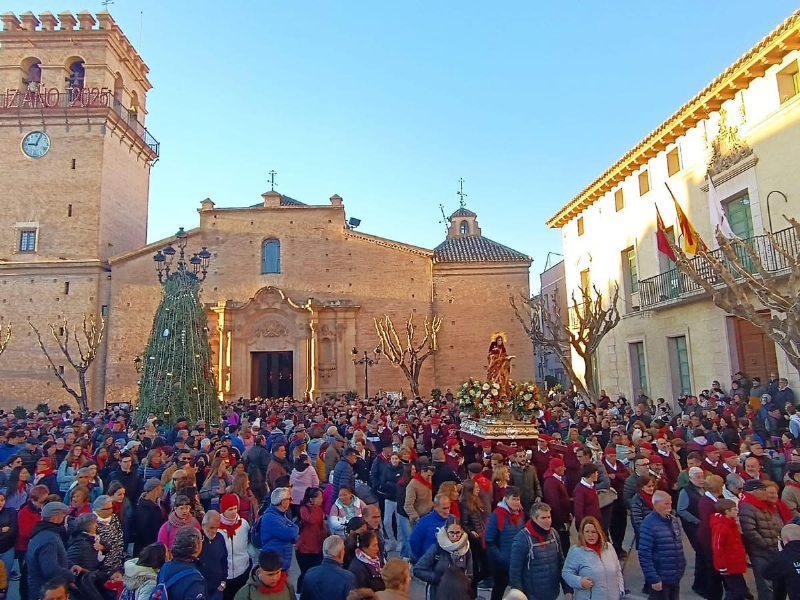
[{"x1": 598, "y1": 488, "x2": 618, "y2": 508}]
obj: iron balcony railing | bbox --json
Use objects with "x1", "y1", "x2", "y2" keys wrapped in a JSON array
[
  {"x1": 0, "y1": 86, "x2": 159, "y2": 158},
  {"x1": 639, "y1": 226, "x2": 800, "y2": 309}
]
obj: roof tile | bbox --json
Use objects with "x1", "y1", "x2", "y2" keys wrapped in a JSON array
[{"x1": 433, "y1": 235, "x2": 530, "y2": 263}]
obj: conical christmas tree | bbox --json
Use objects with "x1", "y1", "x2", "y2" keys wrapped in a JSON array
[{"x1": 137, "y1": 232, "x2": 219, "y2": 425}]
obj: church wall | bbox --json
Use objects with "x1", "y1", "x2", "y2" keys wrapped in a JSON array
[{"x1": 433, "y1": 263, "x2": 534, "y2": 393}]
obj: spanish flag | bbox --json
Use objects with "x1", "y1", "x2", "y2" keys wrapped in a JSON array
[
  {"x1": 666, "y1": 183, "x2": 705, "y2": 255},
  {"x1": 655, "y1": 205, "x2": 676, "y2": 262}
]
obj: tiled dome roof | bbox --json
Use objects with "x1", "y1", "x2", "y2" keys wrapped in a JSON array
[
  {"x1": 433, "y1": 235, "x2": 530, "y2": 263},
  {"x1": 450, "y1": 207, "x2": 477, "y2": 218}
]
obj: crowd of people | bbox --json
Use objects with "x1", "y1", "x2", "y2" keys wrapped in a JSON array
[{"x1": 3, "y1": 370, "x2": 800, "y2": 600}]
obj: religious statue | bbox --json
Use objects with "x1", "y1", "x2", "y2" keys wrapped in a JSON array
[{"x1": 487, "y1": 333, "x2": 514, "y2": 398}]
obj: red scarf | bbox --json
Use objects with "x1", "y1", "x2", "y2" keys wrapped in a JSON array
[
  {"x1": 495, "y1": 505, "x2": 524, "y2": 531},
  {"x1": 786, "y1": 481, "x2": 800, "y2": 490},
  {"x1": 112, "y1": 501, "x2": 124, "y2": 516},
  {"x1": 586, "y1": 541, "x2": 602, "y2": 557},
  {"x1": 525, "y1": 520, "x2": 547, "y2": 543},
  {"x1": 219, "y1": 516, "x2": 243, "y2": 538},
  {"x1": 412, "y1": 473, "x2": 432, "y2": 490},
  {"x1": 258, "y1": 571, "x2": 287, "y2": 594},
  {"x1": 639, "y1": 491, "x2": 654, "y2": 508},
  {"x1": 774, "y1": 499, "x2": 793, "y2": 524}
]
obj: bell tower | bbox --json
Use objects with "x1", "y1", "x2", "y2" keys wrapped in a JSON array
[{"x1": 0, "y1": 10, "x2": 158, "y2": 408}]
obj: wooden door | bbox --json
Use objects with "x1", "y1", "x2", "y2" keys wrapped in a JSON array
[{"x1": 735, "y1": 317, "x2": 778, "y2": 380}]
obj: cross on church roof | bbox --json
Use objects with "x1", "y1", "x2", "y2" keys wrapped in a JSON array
[
  {"x1": 457, "y1": 177, "x2": 467, "y2": 208},
  {"x1": 268, "y1": 170, "x2": 278, "y2": 191}
]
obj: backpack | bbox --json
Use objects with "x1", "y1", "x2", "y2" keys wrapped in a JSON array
[
  {"x1": 119, "y1": 588, "x2": 136, "y2": 600},
  {"x1": 249, "y1": 513, "x2": 264, "y2": 549},
  {"x1": 149, "y1": 568, "x2": 198, "y2": 600}
]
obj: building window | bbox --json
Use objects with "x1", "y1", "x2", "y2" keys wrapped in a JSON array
[
  {"x1": 669, "y1": 336, "x2": 692, "y2": 395},
  {"x1": 66, "y1": 60, "x2": 85, "y2": 94},
  {"x1": 623, "y1": 247, "x2": 639, "y2": 295},
  {"x1": 577, "y1": 217, "x2": 585, "y2": 236},
  {"x1": 459, "y1": 220, "x2": 469, "y2": 235},
  {"x1": 261, "y1": 239, "x2": 281, "y2": 274},
  {"x1": 101, "y1": 305, "x2": 109, "y2": 317},
  {"x1": 638, "y1": 170, "x2": 650, "y2": 196},
  {"x1": 19, "y1": 230, "x2": 36, "y2": 252},
  {"x1": 666, "y1": 148, "x2": 681, "y2": 176},
  {"x1": 580, "y1": 268, "x2": 591, "y2": 298},
  {"x1": 777, "y1": 60, "x2": 800, "y2": 104},
  {"x1": 629, "y1": 341, "x2": 648, "y2": 395},
  {"x1": 614, "y1": 189, "x2": 624, "y2": 212}
]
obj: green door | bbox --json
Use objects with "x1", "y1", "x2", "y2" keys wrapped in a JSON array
[{"x1": 725, "y1": 194, "x2": 755, "y2": 273}]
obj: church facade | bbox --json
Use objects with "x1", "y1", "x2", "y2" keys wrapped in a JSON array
[{"x1": 0, "y1": 11, "x2": 533, "y2": 409}]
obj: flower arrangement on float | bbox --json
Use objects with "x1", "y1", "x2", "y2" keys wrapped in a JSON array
[{"x1": 457, "y1": 378, "x2": 542, "y2": 420}]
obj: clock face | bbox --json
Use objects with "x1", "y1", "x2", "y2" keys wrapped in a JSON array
[{"x1": 21, "y1": 131, "x2": 50, "y2": 158}]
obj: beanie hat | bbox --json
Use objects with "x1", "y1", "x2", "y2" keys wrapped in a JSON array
[{"x1": 220, "y1": 494, "x2": 238, "y2": 513}]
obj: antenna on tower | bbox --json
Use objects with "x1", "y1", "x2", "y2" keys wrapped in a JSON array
[{"x1": 438, "y1": 204, "x2": 449, "y2": 235}]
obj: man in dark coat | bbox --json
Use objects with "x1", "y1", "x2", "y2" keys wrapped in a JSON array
[
  {"x1": 764, "y1": 523, "x2": 800, "y2": 600},
  {"x1": 301, "y1": 535, "x2": 356, "y2": 600},
  {"x1": 485, "y1": 487, "x2": 526, "y2": 600},
  {"x1": 243, "y1": 435, "x2": 270, "y2": 497},
  {"x1": 109, "y1": 452, "x2": 141, "y2": 501},
  {"x1": 198, "y1": 510, "x2": 228, "y2": 600},
  {"x1": 430, "y1": 448, "x2": 460, "y2": 496},
  {"x1": 134, "y1": 479, "x2": 166, "y2": 555},
  {"x1": 639, "y1": 491, "x2": 686, "y2": 600},
  {"x1": 509, "y1": 447, "x2": 542, "y2": 516},
  {"x1": 27, "y1": 502, "x2": 77, "y2": 600},
  {"x1": 332, "y1": 448, "x2": 357, "y2": 497}
]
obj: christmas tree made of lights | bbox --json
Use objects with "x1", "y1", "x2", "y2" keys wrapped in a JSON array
[{"x1": 137, "y1": 228, "x2": 219, "y2": 425}]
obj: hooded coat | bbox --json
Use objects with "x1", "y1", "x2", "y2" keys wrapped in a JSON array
[
  {"x1": 122, "y1": 558, "x2": 159, "y2": 600},
  {"x1": 233, "y1": 565, "x2": 296, "y2": 600},
  {"x1": 413, "y1": 526, "x2": 473, "y2": 599}
]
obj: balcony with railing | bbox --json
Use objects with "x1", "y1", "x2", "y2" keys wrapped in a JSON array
[
  {"x1": 638, "y1": 226, "x2": 800, "y2": 310},
  {"x1": 0, "y1": 86, "x2": 159, "y2": 159}
]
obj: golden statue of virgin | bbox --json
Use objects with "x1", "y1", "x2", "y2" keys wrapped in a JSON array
[{"x1": 487, "y1": 333, "x2": 514, "y2": 397}]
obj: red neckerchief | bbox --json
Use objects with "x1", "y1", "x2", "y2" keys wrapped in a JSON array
[
  {"x1": 220, "y1": 515, "x2": 243, "y2": 538},
  {"x1": 259, "y1": 571, "x2": 287, "y2": 594},
  {"x1": 586, "y1": 541, "x2": 602, "y2": 557},
  {"x1": 412, "y1": 473, "x2": 432, "y2": 490},
  {"x1": 740, "y1": 492, "x2": 773, "y2": 512},
  {"x1": 37, "y1": 468, "x2": 55, "y2": 478},
  {"x1": 525, "y1": 520, "x2": 547, "y2": 543},
  {"x1": 639, "y1": 491, "x2": 654, "y2": 509},
  {"x1": 495, "y1": 505, "x2": 524, "y2": 531},
  {"x1": 112, "y1": 501, "x2": 123, "y2": 516},
  {"x1": 787, "y1": 481, "x2": 800, "y2": 490},
  {"x1": 774, "y1": 499, "x2": 793, "y2": 524}
]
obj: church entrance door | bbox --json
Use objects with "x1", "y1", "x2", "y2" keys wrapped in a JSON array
[{"x1": 251, "y1": 351, "x2": 293, "y2": 399}]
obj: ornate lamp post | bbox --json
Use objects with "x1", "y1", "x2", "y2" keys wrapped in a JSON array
[
  {"x1": 152, "y1": 227, "x2": 212, "y2": 283},
  {"x1": 133, "y1": 355, "x2": 143, "y2": 374},
  {"x1": 352, "y1": 346, "x2": 380, "y2": 399}
]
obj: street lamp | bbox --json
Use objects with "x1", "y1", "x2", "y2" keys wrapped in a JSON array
[
  {"x1": 352, "y1": 346, "x2": 380, "y2": 399},
  {"x1": 153, "y1": 227, "x2": 212, "y2": 283},
  {"x1": 133, "y1": 355, "x2": 143, "y2": 374}
]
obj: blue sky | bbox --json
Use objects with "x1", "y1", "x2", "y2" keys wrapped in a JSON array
[{"x1": 8, "y1": 1, "x2": 799, "y2": 286}]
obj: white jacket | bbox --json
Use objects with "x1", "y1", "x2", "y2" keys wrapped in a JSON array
[
  {"x1": 328, "y1": 497, "x2": 364, "y2": 537},
  {"x1": 123, "y1": 558, "x2": 158, "y2": 600},
  {"x1": 221, "y1": 518, "x2": 251, "y2": 579}
]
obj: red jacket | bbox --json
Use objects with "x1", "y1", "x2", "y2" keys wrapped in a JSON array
[
  {"x1": 696, "y1": 495, "x2": 717, "y2": 549},
  {"x1": 572, "y1": 481, "x2": 601, "y2": 529},
  {"x1": 542, "y1": 475, "x2": 571, "y2": 528},
  {"x1": 295, "y1": 503, "x2": 327, "y2": 554},
  {"x1": 710, "y1": 513, "x2": 747, "y2": 574},
  {"x1": 16, "y1": 503, "x2": 41, "y2": 552}
]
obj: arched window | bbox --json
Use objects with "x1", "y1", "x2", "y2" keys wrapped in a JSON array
[
  {"x1": 22, "y1": 59, "x2": 41, "y2": 89},
  {"x1": 459, "y1": 220, "x2": 469, "y2": 235},
  {"x1": 67, "y1": 60, "x2": 85, "y2": 91},
  {"x1": 261, "y1": 239, "x2": 281, "y2": 274}
]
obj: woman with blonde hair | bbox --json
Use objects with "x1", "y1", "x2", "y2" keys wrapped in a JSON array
[
  {"x1": 562, "y1": 516, "x2": 624, "y2": 600},
  {"x1": 200, "y1": 456, "x2": 233, "y2": 511},
  {"x1": 229, "y1": 472, "x2": 259, "y2": 525},
  {"x1": 377, "y1": 558, "x2": 412, "y2": 600},
  {"x1": 492, "y1": 465, "x2": 511, "y2": 507}
]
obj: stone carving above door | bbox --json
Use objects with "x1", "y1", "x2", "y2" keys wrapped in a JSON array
[{"x1": 250, "y1": 319, "x2": 289, "y2": 340}]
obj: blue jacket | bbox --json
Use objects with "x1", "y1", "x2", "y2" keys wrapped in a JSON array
[
  {"x1": 638, "y1": 511, "x2": 686, "y2": 585},
  {"x1": 409, "y1": 510, "x2": 448, "y2": 560},
  {"x1": 259, "y1": 504, "x2": 299, "y2": 570},
  {"x1": 300, "y1": 558, "x2": 356, "y2": 600},
  {"x1": 27, "y1": 521, "x2": 75, "y2": 600},
  {"x1": 0, "y1": 442, "x2": 21, "y2": 464},
  {"x1": 485, "y1": 500, "x2": 526, "y2": 567},
  {"x1": 509, "y1": 524, "x2": 567, "y2": 600},
  {"x1": 157, "y1": 559, "x2": 206, "y2": 600},
  {"x1": 332, "y1": 458, "x2": 355, "y2": 496}
]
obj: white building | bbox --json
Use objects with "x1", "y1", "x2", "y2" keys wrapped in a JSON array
[{"x1": 547, "y1": 11, "x2": 800, "y2": 399}]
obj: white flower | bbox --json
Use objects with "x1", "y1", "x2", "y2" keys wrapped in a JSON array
[
  {"x1": 524, "y1": 393, "x2": 532, "y2": 401},
  {"x1": 482, "y1": 383, "x2": 490, "y2": 391},
  {"x1": 491, "y1": 388, "x2": 499, "y2": 397},
  {"x1": 469, "y1": 389, "x2": 476, "y2": 397}
]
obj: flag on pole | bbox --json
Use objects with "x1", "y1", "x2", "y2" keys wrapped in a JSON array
[
  {"x1": 666, "y1": 183, "x2": 705, "y2": 255},
  {"x1": 707, "y1": 174, "x2": 735, "y2": 238},
  {"x1": 655, "y1": 205, "x2": 676, "y2": 262}
]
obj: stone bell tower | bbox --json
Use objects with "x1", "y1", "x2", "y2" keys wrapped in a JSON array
[{"x1": 0, "y1": 10, "x2": 159, "y2": 408}]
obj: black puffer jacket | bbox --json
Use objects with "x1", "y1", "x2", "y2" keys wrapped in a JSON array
[
  {"x1": 0, "y1": 506, "x2": 18, "y2": 553},
  {"x1": 67, "y1": 530, "x2": 104, "y2": 571},
  {"x1": 378, "y1": 463, "x2": 404, "y2": 499}
]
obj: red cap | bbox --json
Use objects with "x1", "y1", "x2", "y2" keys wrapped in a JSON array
[
  {"x1": 549, "y1": 458, "x2": 565, "y2": 469},
  {"x1": 538, "y1": 434, "x2": 552, "y2": 442},
  {"x1": 704, "y1": 446, "x2": 720, "y2": 455},
  {"x1": 648, "y1": 455, "x2": 663, "y2": 465},
  {"x1": 446, "y1": 437, "x2": 459, "y2": 449},
  {"x1": 220, "y1": 494, "x2": 239, "y2": 513},
  {"x1": 721, "y1": 450, "x2": 737, "y2": 459},
  {"x1": 604, "y1": 447, "x2": 617, "y2": 455},
  {"x1": 481, "y1": 440, "x2": 493, "y2": 449},
  {"x1": 430, "y1": 417, "x2": 441, "y2": 426}
]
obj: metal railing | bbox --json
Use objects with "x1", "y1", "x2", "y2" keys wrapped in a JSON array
[
  {"x1": 639, "y1": 226, "x2": 800, "y2": 309},
  {"x1": 0, "y1": 87, "x2": 159, "y2": 158}
]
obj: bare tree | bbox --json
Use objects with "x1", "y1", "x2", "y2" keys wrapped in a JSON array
[
  {"x1": 0, "y1": 321, "x2": 10, "y2": 358},
  {"x1": 374, "y1": 313, "x2": 442, "y2": 398},
  {"x1": 665, "y1": 216, "x2": 800, "y2": 372},
  {"x1": 29, "y1": 315, "x2": 105, "y2": 413},
  {"x1": 511, "y1": 284, "x2": 621, "y2": 401}
]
